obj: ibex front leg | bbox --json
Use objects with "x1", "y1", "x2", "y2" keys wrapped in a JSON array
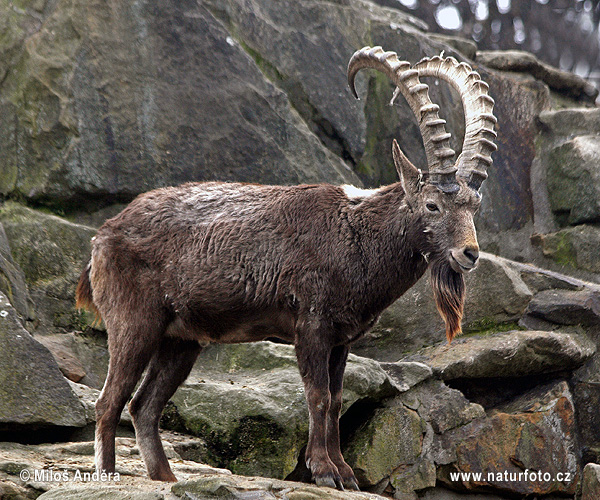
[{"x1": 295, "y1": 324, "x2": 344, "y2": 490}]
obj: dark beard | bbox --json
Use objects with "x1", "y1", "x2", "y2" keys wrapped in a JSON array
[{"x1": 430, "y1": 258, "x2": 466, "y2": 343}]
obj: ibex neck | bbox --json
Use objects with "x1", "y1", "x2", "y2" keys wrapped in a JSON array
[{"x1": 344, "y1": 183, "x2": 429, "y2": 313}]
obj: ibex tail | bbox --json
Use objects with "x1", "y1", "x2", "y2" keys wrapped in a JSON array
[{"x1": 75, "y1": 262, "x2": 102, "y2": 326}]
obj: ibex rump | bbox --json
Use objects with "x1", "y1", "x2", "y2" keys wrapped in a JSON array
[{"x1": 76, "y1": 47, "x2": 496, "y2": 490}]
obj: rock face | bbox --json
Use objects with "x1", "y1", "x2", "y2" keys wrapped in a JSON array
[
  {"x1": 0, "y1": 0, "x2": 358, "y2": 211},
  {"x1": 0, "y1": 202, "x2": 95, "y2": 332}
]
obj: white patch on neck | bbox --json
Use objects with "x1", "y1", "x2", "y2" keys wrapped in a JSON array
[{"x1": 342, "y1": 185, "x2": 381, "y2": 200}]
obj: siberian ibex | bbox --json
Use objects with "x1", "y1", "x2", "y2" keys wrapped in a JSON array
[{"x1": 76, "y1": 46, "x2": 496, "y2": 490}]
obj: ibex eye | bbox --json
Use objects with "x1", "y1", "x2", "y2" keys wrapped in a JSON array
[{"x1": 426, "y1": 203, "x2": 440, "y2": 212}]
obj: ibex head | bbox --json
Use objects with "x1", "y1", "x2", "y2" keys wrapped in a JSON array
[{"x1": 348, "y1": 46, "x2": 497, "y2": 341}]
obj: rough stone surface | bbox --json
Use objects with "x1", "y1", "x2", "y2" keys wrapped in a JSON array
[
  {"x1": 436, "y1": 381, "x2": 579, "y2": 496},
  {"x1": 379, "y1": 362, "x2": 432, "y2": 393},
  {"x1": 477, "y1": 50, "x2": 598, "y2": 102},
  {"x1": 166, "y1": 342, "x2": 396, "y2": 479},
  {"x1": 524, "y1": 289, "x2": 600, "y2": 327},
  {"x1": 0, "y1": 437, "x2": 230, "y2": 500},
  {"x1": 171, "y1": 475, "x2": 387, "y2": 500},
  {"x1": 343, "y1": 398, "x2": 426, "y2": 487},
  {"x1": 533, "y1": 225, "x2": 600, "y2": 276},
  {"x1": 547, "y1": 136, "x2": 600, "y2": 225},
  {"x1": 582, "y1": 463, "x2": 600, "y2": 500},
  {"x1": 0, "y1": 291, "x2": 85, "y2": 429},
  {"x1": 405, "y1": 330, "x2": 595, "y2": 380},
  {"x1": 37, "y1": 487, "x2": 164, "y2": 500},
  {"x1": 0, "y1": 0, "x2": 359, "y2": 211},
  {"x1": 402, "y1": 379, "x2": 485, "y2": 435},
  {"x1": 353, "y1": 252, "x2": 534, "y2": 360},
  {"x1": 0, "y1": 202, "x2": 96, "y2": 332},
  {"x1": 37, "y1": 332, "x2": 109, "y2": 390},
  {"x1": 0, "y1": 222, "x2": 34, "y2": 323}
]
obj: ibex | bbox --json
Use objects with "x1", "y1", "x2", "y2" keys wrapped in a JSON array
[{"x1": 76, "y1": 46, "x2": 496, "y2": 490}]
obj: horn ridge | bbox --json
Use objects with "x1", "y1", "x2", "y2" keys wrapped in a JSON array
[
  {"x1": 413, "y1": 55, "x2": 497, "y2": 189},
  {"x1": 347, "y1": 46, "x2": 458, "y2": 186}
]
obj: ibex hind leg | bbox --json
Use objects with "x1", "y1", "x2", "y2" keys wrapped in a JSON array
[
  {"x1": 327, "y1": 345, "x2": 359, "y2": 491},
  {"x1": 95, "y1": 313, "x2": 167, "y2": 476},
  {"x1": 128, "y1": 337, "x2": 202, "y2": 482}
]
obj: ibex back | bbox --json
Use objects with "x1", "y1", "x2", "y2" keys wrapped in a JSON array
[{"x1": 76, "y1": 47, "x2": 496, "y2": 490}]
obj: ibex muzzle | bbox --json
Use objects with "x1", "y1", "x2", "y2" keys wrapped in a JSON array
[{"x1": 76, "y1": 46, "x2": 496, "y2": 491}]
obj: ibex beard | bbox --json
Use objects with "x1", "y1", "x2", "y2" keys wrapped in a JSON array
[{"x1": 76, "y1": 46, "x2": 496, "y2": 491}]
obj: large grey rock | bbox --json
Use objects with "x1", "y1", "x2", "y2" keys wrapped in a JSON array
[
  {"x1": 404, "y1": 330, "x2": 595, "y2": 380},
  {"x1": 533, "y1": 225, "x2": 600, "y2": 277},
  {"x1": 166, "y1": 341, "x2": 396, "y2": 479},
  {"x1": 524, "y1": 289, "x2": 600, "y2": 328},
  {"x1": 353, "y1": 252, "x2": 534, "y2": 360},
  {"x1": 547, "y1": 135, "x2": 600, "y2": 225},
  {"x1": 0, "y1": 291, "x2": 85, "y2": 429},
  {"x1": 0, "y1": 0, "x2": 359, "y2": 211},
  {"x1": 0, "y1": 202, "x2": 96, "y2": 332}
]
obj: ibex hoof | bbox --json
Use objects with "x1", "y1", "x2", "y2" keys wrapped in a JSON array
[
  {"x1": 344, "y1": 477, "x2": 360, "y2": 491},
  {"x1": 315, "y1": 474, "x2": 344, "y2": 490}
]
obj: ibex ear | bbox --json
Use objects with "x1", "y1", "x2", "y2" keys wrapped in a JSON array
[{"x1": 393, "y1": 139, "x2": 421, "y2": 196}]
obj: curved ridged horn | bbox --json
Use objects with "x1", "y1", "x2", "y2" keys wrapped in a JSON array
[
  {"x1": 348, "y1": 46, "x2": 458, "y2": 192},
  {"x1": 413, "y1": 55, "x2": 497, "y2": 191}
]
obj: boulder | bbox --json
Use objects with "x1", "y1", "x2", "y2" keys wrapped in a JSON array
[
  {"x1": 436, "y1": 381, "x2": 579, "y2": 497},
  {"x1": 37, "y1": 332, "x2": 109, "y2": 390},
  {"x1": 0, "y1": 291, "x2": 85, "y2": 429},
  {"x1": 404, "y1": 330, "x2": 595, "y2": 380},
  {"x1": 0, "y1": 202, "x2": 96, "y2": 332},
  {"x1": 401, "y1": 379, "x2": 485, "y2": 435},
  {"x1": 546, "y1": 136, "x2": 600, "y2": 225},
  {"x1": 353, "y1": 252, "x2": 534, "y2": 360},
  {"x1": 539, "y1": 107, "x2": 600, "y2": 138},
  {"x1": 344, "y1": 378, "x2": 483, "y2": 496},
  {"x1": 533, "y1": 225, "x2": 600, "y2": 276},
  {"x1": 343, "y1": 399, "x2": 426, "y2": 487},
  {"x1": 582, "y1": 463, "x2": 600, "y2": 500},
  {"x1": 524, "y1": 289, "x2": 600, "y2": 328},
  {"x1": 166, "y1": 341, "x2": 396, "y2": 479},
  {"x1": 379, "y1": 362, "x2": 432, "y2": 393}
]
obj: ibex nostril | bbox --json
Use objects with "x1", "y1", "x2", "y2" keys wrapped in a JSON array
[{"x1": 464, "y1": 247, "x2": 479, "y2": 265}]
